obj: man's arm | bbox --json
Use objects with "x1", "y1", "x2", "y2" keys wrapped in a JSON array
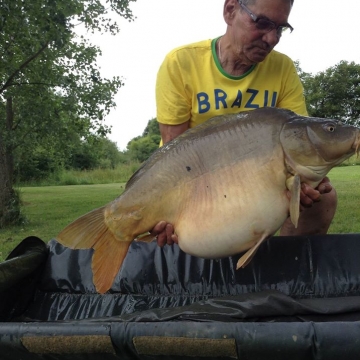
[{"x1": 159, "y1": 122, "x2": 189, "y2": 144}]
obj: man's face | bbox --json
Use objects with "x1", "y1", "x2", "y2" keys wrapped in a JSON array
[{"x1": 229, "y1": 0, "x2": 292, "y2": 64}]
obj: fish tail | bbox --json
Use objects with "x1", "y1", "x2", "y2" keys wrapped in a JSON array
[
  {"x1": 92, "y1": 234, "x2": 131, "y2": 294},
  {"x1": 57, "y1": 206, "x2": 108, "y2": 249},
  {"x1": 56, "y1": 206, "x2": 131, "y2": 293}
]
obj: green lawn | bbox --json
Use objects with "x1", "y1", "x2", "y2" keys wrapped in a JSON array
[
  {"x1": 0, "y1": 183, "x2": 125, "y2": 261},
  {"x1": 0, "y1": 165, "x2": 359, "y2": 261},
  {"x1": 327, "y1": 166, "x2": 360, "y2": 233}
]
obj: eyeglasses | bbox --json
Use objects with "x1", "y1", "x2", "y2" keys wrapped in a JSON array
[{"x1": 238, "y1": 1, "x2": 294, "y2": 36}]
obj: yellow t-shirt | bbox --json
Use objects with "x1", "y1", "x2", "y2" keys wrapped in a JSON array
[{"x1": 156, "y1": 38, "x2": 308, "y2": 129}]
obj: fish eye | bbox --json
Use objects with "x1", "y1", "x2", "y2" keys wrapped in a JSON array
[{"x1": 325, "y1": 124, "x2": 336, "y2": 132}]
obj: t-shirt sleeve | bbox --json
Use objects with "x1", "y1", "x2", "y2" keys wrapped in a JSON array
[
  {"x1": 277, "y1": 59, "x2": 308, "y2": 116},
  {"x1": 156, "y1": 51, "x2": 191, "y2": 125}
]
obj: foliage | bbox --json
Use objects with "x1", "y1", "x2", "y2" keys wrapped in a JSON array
[
  {"x1": 126, "y1": 118, "x2": 161, "y2": 162},
  {"x1": 14, "y1": 136, "x2": 123, "y2": 182},
  {"x1": 95, "y1": 137, "x2": 123, "y2": 168},
  {"x1": 68, "y1": 136, "x2": 121, "y2": 171},
  {"x1": 127, "y1": 134, "x2": 161, "y2": 162},
  {"x1": 0, "y1": 0, "x2": 136, "y2": 226},
  {"x1": 299, "y1": 61, "x2": 360, "y2": 125},
  {"x1": 0, "y1": 0, "x2": 136, "y2": 143},
  {"x1": 69, "y1": 143, "x2": 99, "y2": 171},
  {"x1": 142, "y1": 117, "x2": 161, "y2": 137},
  {"x1": 19, "y1": 162, "x2": 140, "y2": 187},
  {"x1": 15, "y1": 146, "x2": 62, "y2": 182}
]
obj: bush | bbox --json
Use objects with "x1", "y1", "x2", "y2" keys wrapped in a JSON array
[
  {"x1": 127, "y1": 135, "x2": 161, "y2": 162},
  {"x1": 15, "y1": 148, "x2": 61, "y2": 182}
]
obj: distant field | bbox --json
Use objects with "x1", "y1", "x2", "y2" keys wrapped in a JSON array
[{"x1": 0, "y1": 165, "x2": 359, "y2": 262}]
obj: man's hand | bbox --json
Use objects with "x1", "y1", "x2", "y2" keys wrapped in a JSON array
[
  {"x1": 298, "y1": 176, "x2": 333, "y2": 209},
  {"x1": 150, "y1": 221, "x2": 178, "y2": 247}
]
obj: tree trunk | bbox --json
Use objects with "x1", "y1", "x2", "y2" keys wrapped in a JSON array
[{"x1": 0, "y1": 97, "x2": 19, "y2": 228}]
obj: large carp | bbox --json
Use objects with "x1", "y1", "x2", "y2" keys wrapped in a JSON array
[{"x1": 57, "y1": 107, "x2": 360, "y2": 293}]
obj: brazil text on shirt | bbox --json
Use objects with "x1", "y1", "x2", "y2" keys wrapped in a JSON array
[{"x1": 197, "y1": 88, "x2": 278, "y2": 114}]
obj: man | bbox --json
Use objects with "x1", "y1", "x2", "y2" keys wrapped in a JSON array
[{"x1": 152, "y1": 0, "x2": 335, "y2": 246}]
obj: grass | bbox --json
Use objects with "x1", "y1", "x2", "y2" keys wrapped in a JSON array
[
  {"x1": 0, "y1": 183, "x2": 126, "y2": 262},
  {"x1": 20, "y1": 162, "x2": 141, "y2": 187},
  {"x1": 327, "y1": 165, "x2": 360, "y2": 233},
  {"x1": 0, "y1": 165, "x2": 359, "y2": 262}
]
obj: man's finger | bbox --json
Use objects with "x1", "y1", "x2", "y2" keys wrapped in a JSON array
[
  {"x1": 171, "y1": 233, "x2": 179, "y2": 244},
  {"x1": 301, "y1": 183, "x2": 321, "y2": 202},
  {"x1": 317, "y1": 182, "x2": 332, "y2": 194},
  {"x1": 150, "y1": 221, "x2": 167, "y2": 236},
  {"x1": 166, "y1": 224, "x2": 174, "y2": 245},
  {"x1": 156, "y1": 232, "x2": 167, "y2": 247}
]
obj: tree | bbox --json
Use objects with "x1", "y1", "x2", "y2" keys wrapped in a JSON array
[
  {"x1": 142, "y1": 117, "x2": 161, "y2": 137},
  {"x1": 15, "y1": 145, "x2": 62, "y2": 182},
  {"x1": 68, "y1": 136, "x2": 121, "y2": 170},
  {"x1": 126, "y1": 118, "x2": 161, "y2": 162},
  {"x1": 127, "y1": 135, "x2": 161, "y2": 162},
  {"x1": 301, "y1": 61, "x2": 360, "y2": 125},
  {"x1": 294, "y1": 60, "x2": 313, "y2": 113},
  {"x1": 0, "y1": 0, "x2": 135, "y2": 227}
]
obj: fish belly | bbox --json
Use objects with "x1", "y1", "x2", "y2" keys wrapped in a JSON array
[{"x1": 175, "y1": 160, "x2": 289, "y2": 259}]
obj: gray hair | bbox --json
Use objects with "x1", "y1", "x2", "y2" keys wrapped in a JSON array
[{"x1": 240, "y1": 0, "x2": 294, "y2": 6}]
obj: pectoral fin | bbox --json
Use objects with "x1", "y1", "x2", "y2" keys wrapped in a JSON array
[
  {"x1": 286, "y1": 174, "x2": 301, "y2": 228},
  {"x1": 135, "y1": 232, "x2": 156, "y2": 243},
  {"x1": 236, "y1": 235, "x2": 269, "y2": 269}
]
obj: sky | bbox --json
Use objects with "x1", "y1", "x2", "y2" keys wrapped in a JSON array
[{"x1": 89, "y1": 0, "x2": 360, "y2": 150}]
